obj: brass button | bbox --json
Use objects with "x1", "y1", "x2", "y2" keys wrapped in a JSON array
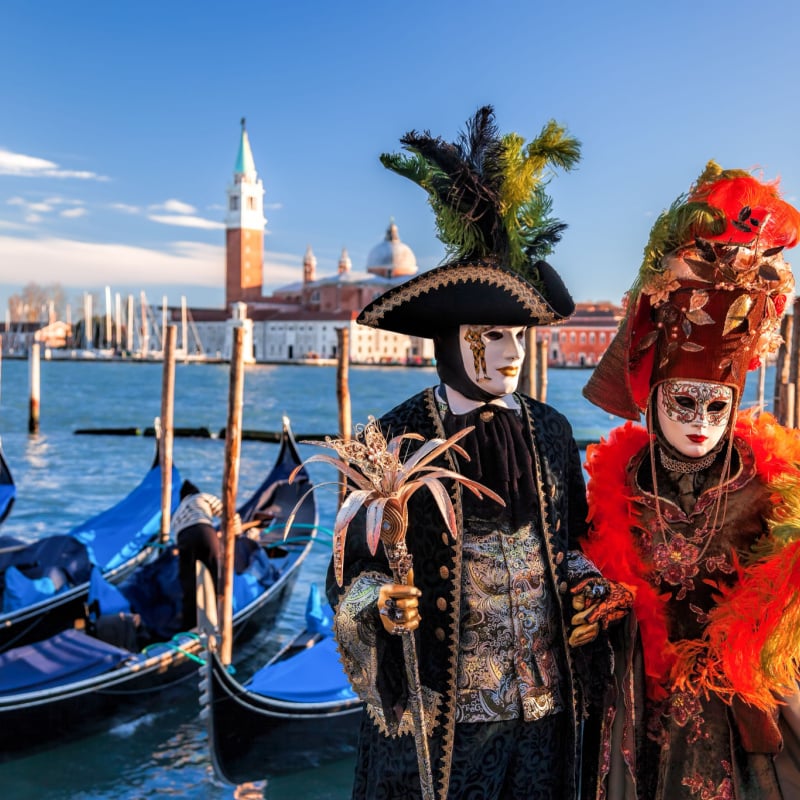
[
  {"x1": 559, "y1": 581, "x2": 568, "y2": 594},
  {"x1": 436, "y1": 597, "x2": 447, "y2": 612},
  {"x1": 439, "y1": 566, "x2": 450, "y2": 580},
  {"x1": 435, "y1": 627, "x2": 446, "y2": 641},
  {"x1": 441, "y1": 532, "x2": 449, "y2": 544},
  {"x1": 555, "y1": 552, "x2": 564, "y2": 565}
]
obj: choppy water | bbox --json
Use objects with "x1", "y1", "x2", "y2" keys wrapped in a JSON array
[{"x1": 0, "y1": 358, "x2": 773, "y2": 799}]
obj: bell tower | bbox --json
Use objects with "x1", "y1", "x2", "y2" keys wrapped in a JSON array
[{"x1": 225, "y1": 118, "x2": 265, "y2": 308}]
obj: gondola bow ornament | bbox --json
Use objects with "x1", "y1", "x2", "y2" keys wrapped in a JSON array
[{"x1": 286, "y1": 416, "x2": 504, "y2": 800}]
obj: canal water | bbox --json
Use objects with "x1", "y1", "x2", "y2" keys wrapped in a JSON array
[{"x1": 0, "y1": 358, "x2": 772, "y2": 799}]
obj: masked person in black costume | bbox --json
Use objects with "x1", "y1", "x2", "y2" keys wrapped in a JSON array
[{"x1": 326, "y1": 106, "x2": 631, "y2": 800}]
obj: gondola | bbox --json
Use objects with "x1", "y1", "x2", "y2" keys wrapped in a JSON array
[
  {"x1": 0, "y1": 440, "x2": 180, "y2": 652},
  {"x1": 0, "y1": 440, "x2": 16, "y2": 526},
  {"x1": 200, "y1": 582, "x2": 361, "y2": 785},
  {"x1": 0, "y1": 416, "x2": 317, "y2": 756}
]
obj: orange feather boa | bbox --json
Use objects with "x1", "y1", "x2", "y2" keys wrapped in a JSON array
[{"x1": 583, "y1": 411, "x2": 800, "y2": 710}]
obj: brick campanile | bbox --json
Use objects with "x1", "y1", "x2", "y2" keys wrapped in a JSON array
[{"x1": 225, "y1": 118, "x2": 266, "y2": 309}]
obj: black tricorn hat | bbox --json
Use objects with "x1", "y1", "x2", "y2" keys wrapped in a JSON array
[
  {"x1": 358, "y1": 105, "x2": 581, "y2": 338},
  {"x1": 357, "y1": 257, "x2": 574, "y2": 337}
]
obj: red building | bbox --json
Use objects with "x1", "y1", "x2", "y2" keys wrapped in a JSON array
[{"x1": 540, "y1": 302, "x2": 623, "y2": 367}]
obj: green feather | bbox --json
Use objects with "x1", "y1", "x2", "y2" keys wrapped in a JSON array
[
  {"x1": 380, "y1": 106, "x2": 580, "y2": 275},
  {"x1": 634, "y1": 160, "x2": 755, "y2": 301}
]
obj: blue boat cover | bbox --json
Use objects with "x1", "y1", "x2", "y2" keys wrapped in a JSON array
[
  {"x1": 88, "y1": 566, "x2": 131, "y2": 617},
  {"x1": 71, "y1": 465, "x2": 181, "y2": 570},
  {"x1": 0, "y1": 485, "x2": 15, "y2": 524},
  {"x1": 245, "y1": 635, "x2": 357, "y2": 704},
  {"x1": 0, "y1": 628, "x2": 130, "y2": 695},
  {"x1": 232, "y1": 548, "x2": 280, "y2": 613},
  {"x1": 305, "y1": 583, "x2": 333, "y2": 635},
  {"x1": 3, "y1": 566, "x2": 65, "y2": 612}
]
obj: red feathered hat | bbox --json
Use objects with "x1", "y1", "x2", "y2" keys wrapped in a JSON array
[{"x1": 584, "y1": 162, "x2": 800, "y2": 420}]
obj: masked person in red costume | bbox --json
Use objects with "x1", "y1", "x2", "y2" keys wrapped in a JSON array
[
  {"x1": 582, "y1": 162, "x2": 800, "y2": 798},
  {"x1": 327, "y1": 106, "x2": 631, "y2": 800}
]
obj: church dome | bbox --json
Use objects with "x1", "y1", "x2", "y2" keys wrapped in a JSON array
[{"x1": 365, "y1": 220, "x2": 418, "y2": 278}]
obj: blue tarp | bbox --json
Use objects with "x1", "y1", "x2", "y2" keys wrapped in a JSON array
[
  {"x1": 245, "y1": 635, "x2": 356, "y2": 704},
  {"x1": 71, "y1": 465, "x2": 181, "y2": 570},
  {"x1": 0, "y1": 485, "x2": 15, "y2": 524},
  {"x1": 3, "y1": 566, "x2": 64, "y2": 612},
  {"x1": 0, "y1": 628, "x2": 130, "y2": 695},
  {"x1": 88, "y1": 566, "x2": 131, "y2": 617},
  {"x1": 245, "y1": 585, "x2": 355, "y2": 704}
]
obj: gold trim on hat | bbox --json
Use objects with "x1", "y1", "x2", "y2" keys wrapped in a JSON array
[{"x1": 359, "y1": 263, "x2": 565, "y2": 329}]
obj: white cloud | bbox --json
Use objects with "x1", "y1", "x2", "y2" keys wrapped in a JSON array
[
  {"x1": 44, "y1": 196, "x2": 84, "y2": 206},
  {"x1": 0, "y1": 148, "x2": 108, "y2": 181},
  {"x1": 6, "y1": 195, "x2": 87, "y2": 223},
  {"x1": 0, "y1": 235, "x2": 225, "y2": 288},
  {"x1": 145, "y1": 198, "x2": 221, "y2": 229},
  {"x1": 0, "y1": 234, "x2": 303, "y2": 294},
  {"x1": 150, "y1": 198, "x2": 196, "y2": 215},
  {"x1": 109, "y1": 202, "x2": 141, "y2": 214},
  {"x1": 148, "y1": 214, "x2": 224, "y2": 230}
]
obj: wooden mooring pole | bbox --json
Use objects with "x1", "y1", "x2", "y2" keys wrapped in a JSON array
[
  {"x1": 792, "y1": 299, "x2": 800, "y2": 429},
  {"x1": 536, "y1": 339, "x2": 548, "y2": 404},
  {"x1": 520, "y1": 328, "x2": 537, "y2": 399},
  {"x1": 159, "y1": 325, "x2": 176, "y2": 545},
  {"x1": 336, "y1": 327, "x2": 352, "y2": 509},
  {"x1": 28, "y1": 341, "x2": 40, "y2": 435},
  {"x1": 220, "y1": 326, "x2": 245, "y2": 666},
  {"x1": 773, "y1": 313, "x2": 793, "y2": 425}
]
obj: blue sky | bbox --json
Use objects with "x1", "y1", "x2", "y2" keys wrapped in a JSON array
[{"x1": 2, "y1": 1, "x2": 800, "y2": 317}]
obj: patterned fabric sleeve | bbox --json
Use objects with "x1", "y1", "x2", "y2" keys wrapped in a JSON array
[{"x1": 565, "y1": 550, "x2": 601, "y2": 584}]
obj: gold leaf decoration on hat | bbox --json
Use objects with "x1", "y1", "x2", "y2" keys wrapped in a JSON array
[{"x1": 723, "y1": 295, "x2": 753, "y2": 336}]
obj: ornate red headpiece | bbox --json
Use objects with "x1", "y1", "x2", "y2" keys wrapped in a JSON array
[{"x1": 584, "y1": 162, "x2": 800, "y2": 420}]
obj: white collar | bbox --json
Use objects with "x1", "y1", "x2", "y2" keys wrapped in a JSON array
[{"x1": 441, "y1": 384, "x2": 520, "y2": 415}]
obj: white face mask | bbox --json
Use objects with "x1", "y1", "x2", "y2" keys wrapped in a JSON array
[
  {"x1": 458, "y1": 325, "x2": 527, "y2": 397},
  {"x1": 656, "y1": 379, "x2": 734, "y2": 458}
]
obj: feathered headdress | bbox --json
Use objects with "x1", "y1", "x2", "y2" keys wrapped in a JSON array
[
  {"x1": 358, "y1": 106, "x2": 580, "y2": 337},
  {"x1": 584, "y1": 161, "x2": 800, "y2": 420}
]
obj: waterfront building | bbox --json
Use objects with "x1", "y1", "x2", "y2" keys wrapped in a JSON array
[{"x1": 538, "y1": 302, "x2": 623, "y2": 367}]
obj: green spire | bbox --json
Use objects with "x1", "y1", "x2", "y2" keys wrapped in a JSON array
[{"x1": 234, "y1": 117, "x2": 256, "y2": 176}]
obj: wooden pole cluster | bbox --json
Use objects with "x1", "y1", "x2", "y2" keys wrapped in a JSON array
[
  {"x1": 220, "y1": 326, "x2": 246, "y2": 666},
  {"x1": 520, "y1": 328, "x2": 549, "y2": 401},
  {"x1": 159, "y1": 325, "x2": 176, "y2": 545}
]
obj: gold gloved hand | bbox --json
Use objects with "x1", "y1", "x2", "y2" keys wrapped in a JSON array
[
  {"x1": 568, "y1": 577, "x2": 633, "y2": 647},
  {"x1": 378, "y1": 580, "x2": 421, "y2": 636}
]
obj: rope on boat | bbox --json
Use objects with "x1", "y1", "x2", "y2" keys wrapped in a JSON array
[
  {"x1": 142, "y1": 632, "x2": 206, "y2": 665},
  {"x1": 261, "y1": 522, "x2": 334, "y2": 545}
]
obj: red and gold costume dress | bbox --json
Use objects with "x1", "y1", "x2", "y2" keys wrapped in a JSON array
[{"x1": 583, "y1": 411, "x2": 800, "y2": 799}]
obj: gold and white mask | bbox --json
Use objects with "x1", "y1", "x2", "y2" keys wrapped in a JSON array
[
  {"x1": 656, "y1": 379, "x2": 734, "y2": 458},
  {"x1": 458, "y1": 325, "x2": 526, "y2": 398}
]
